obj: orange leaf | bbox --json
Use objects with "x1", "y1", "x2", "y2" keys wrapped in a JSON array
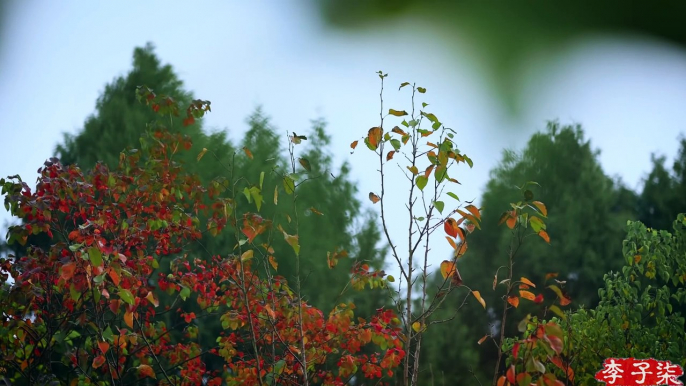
[
  {"x1": 92, "y1": 355, "x2": 106, "y2": 369},
  {"x1": 532, "y1": 200, "x2": 547, "y2": 216},
  {"x1": 108, "y1": 267, "x2": 120, "y2": 286},
  {"x1": 369, "y1": 192, "x2": 380, "y2": 204},
  {"x1": 472, "y1": 290, "x2": 486, "y2": 309},
  {"x1": 424, "y1": 165, "x2": 434, "y2": 178},
  {"x1": 445, "y1": 236, "x2": 457, "y2": 250},
  {"x1": 506, "y1": 213, "x2": 517, "y2": 229},
  {"x1": 265, "y1": 304, "x2": 276, "y2": 319},
  {"x1": 60, "y1": 262, "x2": 76, "y2": 281},
  {"x1": 368, "y1": 127, "x2": 383, "y2": 148},
  {"x1": 124, "y1": 310, "x2": 134, "y2": 328},
  {"x1": 497, "y1": 375, "x2": 507, "y2": 386},
  {"x1": 138, "y1": 364, "x2": 156, "y2": 379},
  {"x1": 350, "y1": 140, "x2": 358, "y2": 149},
  {"x1": 269, "y1": 255, "x2": 278, "y2": 270},
  {"x1": 386, "y1": 150, "x2": 395, "y2": 161},
  {"x1": 391, "y1": 126, "x2": 406, "y2": 136},
  {"x1": 477, "y1": 335, "x2": 489, "y2": 345},
  {"x1": 507, "y1": 296, "x2": 520, "y2": 308},
  {"x1": 444, "y1": 218, "x2": 458, "y2": 238},
  {"x1": 538, "y1": 230, "x2": 550, "y2": 243},
  {"x1": 242, "y1": 147, "x2": 253, "y2": 159},
  {"x1": 520, "y1": 277, "x2": 536, "y2": 288},
  {"x1": 454, "y1": 240, "x2": 468, "y2": 259},
  {"x1": 519, "y1": 290, "x2": 535, "y2": 301},
  {"x1": 545, "y1": 272, "x2": 558, "y2": 281},
  {"x1": 98, "y1": 341, "x2": 110, "y2": 354},
  {"x1": 465, "y1": 204, "x2": 481, "y2": 221}
]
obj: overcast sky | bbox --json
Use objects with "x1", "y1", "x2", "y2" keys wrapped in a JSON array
[{"x1": 1, "y1": 1, "x2": 686, "y2": 279}]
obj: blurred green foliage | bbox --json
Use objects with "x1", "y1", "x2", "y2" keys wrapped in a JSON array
[{"x1": 315, "y1": 1, "x2": 686, "y2": 113}]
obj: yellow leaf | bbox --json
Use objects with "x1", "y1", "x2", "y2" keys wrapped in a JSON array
[
  {"x1": 145, "y1": 291, "x2": 159, "y2": 307},
  {"x1": 454, "y1": 240, "x2": 468, "y2": 259},
  {"x1": 269, "y1": 255, "x2": 278, "y2": 270},
  {"x1": 241, "y1": 250, "x2": 254, "y2": 262},
  {"x1": 445, "y1": 236, "x2": 457, "y2": 250},
  {"x1": 124, "y1": 310, "x2": 134, "y2": 328},
  {"x1": 532, "y1": 200, "x2": 547, "y2": 216},
  {"x1": 440, "y1": 260, "x2": 455, "y2": 279},
  {"x1": 412, "y1": 321, "x2": 421, "y2": 333},
  {"x1": 472, "y1": 290, "x2": 486, "y2": 309},
  {"x1": 407, "y1": 165, "x2": 418, "y2": 175},
  {"x1": 196, "y1": 148, "x2": 208, "y2": 162},
  {"x1": 273, "y1": 185, "x2": 278, "y2": 205}
]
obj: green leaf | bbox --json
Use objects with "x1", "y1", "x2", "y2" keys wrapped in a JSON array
[
  {"x1": 88, "y1": 247, "x2": 103, "y2": 267},
  {"x1": 529, "y1": 216, "x2": 545, "y2": 233},
  {"x1": 387, "y1": 275, "x2": 395, "y2": 283},
  {"x1": 417, "y1": 87, "x2": 426, "y2": 93},
  {"x1": 391, "y1": 139, "x2": 401, "y2": 151},
  {"x1": 249, "y1": 186, "x2": 263, "y2": 211},
  {"x1": 259, "y1": 171, "x2": 265, "y2": 189},
  {"x1": 447, "y1": 192, "x2": 459, "y2": 201},
  {"x1": 298, "y1": 158, "x2": 312, "y2": 171},
  {"x1": 119, "y1": 289, "x2": 135, "y2": 305},
  {"x1": 243, "y1": 187, "x2": 252, "y2": 203},
  {"x1": 434, "y1": 201, "x2": 445, "y2": 214},
  {"x1": 283, "y1": 176, "x2": 295, "y2": 195},
  {"x1": 389, "y1": 109, "x2": 408, "y2": 117},
  {"x1": 416, "y1": 176, "x2": 428, "y2": 191},
  {"x1": 463, "y1": 155, "x2": 473, "y2": 168},
  {"x1": 179, "y1": 287, "x2": 191, "y2": 301},
  {"x1": 398, "y1": 82, "x2": 410, "y2": 90}
]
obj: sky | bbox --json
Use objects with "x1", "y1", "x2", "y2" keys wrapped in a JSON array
[{"x1": 1, "y1": 1, "x2": 686, "y2": 282}]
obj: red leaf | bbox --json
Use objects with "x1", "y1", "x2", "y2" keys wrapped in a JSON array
[
  {"x1": 444, "y1": 218, "x2": 458, "y2": 238},
  {"x1": 506, "y1": 365, "x2": 516, "y2": 384}
]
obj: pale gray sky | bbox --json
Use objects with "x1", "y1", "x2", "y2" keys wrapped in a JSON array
[{"x1": 1, "y1": 1, "x2": 685, "y2": 279}]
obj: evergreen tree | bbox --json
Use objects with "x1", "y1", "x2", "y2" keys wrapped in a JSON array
[{"x1": 420, "y1": 122, "x2": 639, "y2": 382}]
